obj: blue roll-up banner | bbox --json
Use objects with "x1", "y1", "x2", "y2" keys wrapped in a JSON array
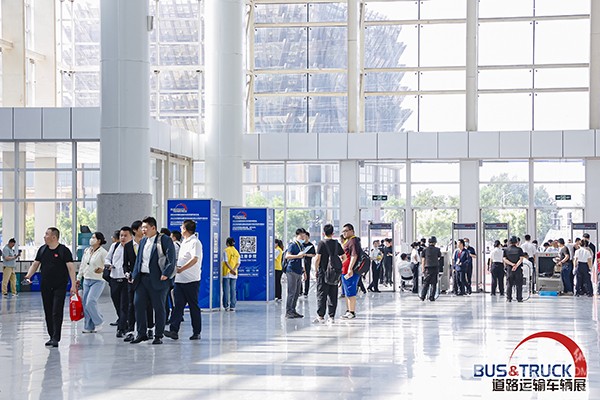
[
  {"x1": 167, "y1": 199, "x2": 221, "y2": 310},
  {"x1": 230, "y1": 208, "x2": 275, "y2": 301}
]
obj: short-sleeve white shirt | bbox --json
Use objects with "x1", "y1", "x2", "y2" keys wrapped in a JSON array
[{"x1": 175, "y1": 235, "x2": 203, "y2": 283}]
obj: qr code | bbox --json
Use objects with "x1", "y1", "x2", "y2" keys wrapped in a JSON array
[{"x1": 239, "y1": 236, "x2": 257, "y2": 253}]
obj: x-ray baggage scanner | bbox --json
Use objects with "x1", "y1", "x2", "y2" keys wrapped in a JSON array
[
  {"x1": 367, "y1": 222, "x2": 396, "y2": 292},
  {"x1": 482, "y1": 222, "x2": 509, "y2": 293}
]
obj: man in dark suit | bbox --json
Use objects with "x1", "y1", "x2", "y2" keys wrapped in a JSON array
[
  {"x1": 123, "y1": 220, "x2": 154, "y2": 342},
  {"x1": 130, "y1": 216, "x2": 176, "y2": 344}
]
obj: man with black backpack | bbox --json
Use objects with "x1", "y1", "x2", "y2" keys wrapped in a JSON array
[
  {"x1": 341, "y1": 223, "x2": 361, "y2": 319},
  {"x1": 312, "y1": 224, "x2": 344, "y2": 324}
]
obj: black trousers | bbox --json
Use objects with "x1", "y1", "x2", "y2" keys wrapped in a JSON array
[
  {"x1": 169, "y1": 280, "x2": 202, "y2": 335},
  {"x1": 368, "y1": 261, "x2": 380, "y2": 291},
  {"x1": 275, "y1": 269, "x2": 283, "y2": 299},
  {"x1": 109, "y1": 279, "x2": 129, "y2": 332},
  {"x1": 506, "y1": 266, "x2": 523, "y2": 301},
  {"x1": 303, "y1": 264, "x2": 311, "y2": 295},
  {"x1": 453, "y1": 269, "x2": 466, "y2": 295},
  {"x1": 134, "y1": 275, "x2": 168, "y2": 338},
  {"x1": 411, "y1": 263, "x2": 419, "y2": 293},
  {"x1": 575, "y1": 262, "x2": 593, "y2": 296},
  {"x1": 41, "y1": 285, "x2": 67, "y2": 342},
  {"x1": 357, "y1": 275, "x2": 366, "y2": 293},
  {"x1": 316, "y1": 272, "x2": 338, "y2": 318},
  {"x1": 490, "y1": 262, "x2": 505, "y2": 295},
  {"x1": 383, "y1": 262, "x2": 393, "y2": 285},
  {"x1": 127, "y1": 283, "x2": 154, "y2": 333},
  {"x1": 464, "y1": 264, "x2": 473, "y2": 294},
  {"x1": 421, "y1": 266, "x2": 439, "y2": 300}
]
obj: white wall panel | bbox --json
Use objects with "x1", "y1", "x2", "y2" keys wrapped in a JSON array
[
  {"x1": 319, "y1": 133, "x2": 347, "y2": 160},
  {"x1": 378, "y1": 132, "x2": 407, "y2": 159},
  {"x1": 242, "y1": 134, "x2": 259, "y2": 160},
  {"x1": 171, "y1": 127, "x2": 183, "y2": 156},
  {"x1": 407, "y1": 132, "x2": 437, "y2": 159},
  {"x1": 563, "y1": 130, "x2": 595, "y2": 158},
  {"x1": 157, "y1": 121, "x2": 171, "y2": 153},
  {"x1": 289, "y1": 133, "x2": 317, "y2": 160},
  {"x1": 0, "y1": 108, "x2": 13, "y2": 139},
  {"x1": 438, "y1": 131, "x2": 468, "y2": 159},
  {"x1": 72, "y1": 108, "x2": 101, "y2": 140},
  {"x1": 14, "y1": 108, "x2": 42, "y2": 140},
  {"x1": 499, "y1": 131, "x2": 530, "y2": 158},
  {"x1": 42, "y1": 108, "x2": 71, "y2": 140},
  {"x1": 195, "y1": 133, "x2": 205, "y2": 161},
  {"x1": 260, "y1": 134, "x2": 288, "y2": 160},
  {"x1": 348, "y1": 133, "x2": 377, "y2": 159},
  {"x1": 468, "y1": 131, "x2": 499, "y2": 158},
  {"x1": 531, "y1": 131, "x2": 562, "y2": 158}
]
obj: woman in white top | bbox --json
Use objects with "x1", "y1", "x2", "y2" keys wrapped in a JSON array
[
  {"x1": 409, "y1": 242, "x2": 421, "y2": 294},
  {"x1": 489, "y1": 240, "x2": 505, "y2": 296},
  {"x1": 573, "y1": 239, "x2": 594, "y2": 297},
  {"x1": 77, "y1": 232, "x2": 109, "y2": 333}
]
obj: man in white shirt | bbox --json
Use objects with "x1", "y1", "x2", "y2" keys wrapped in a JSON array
[
  {"x1": 105, "y1": 226, "x2": 133, "y2": 338},
  {"x1": 164, "y1": 219, "x2": 203, "y2": 341},
  {"x1": 521, "y1": 234, "x2": 537, "y2": 291}
]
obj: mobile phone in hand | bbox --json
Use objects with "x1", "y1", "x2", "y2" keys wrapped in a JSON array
[{"x1": 21, "y1": 278, "x2": 31, "y2": 286}]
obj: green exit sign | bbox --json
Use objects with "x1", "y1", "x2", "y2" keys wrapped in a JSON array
[
  {"x1": 372, "y1": 195, "x2": 388, "y2": 201},
  {"x1": 555, "y1": 195, "x2": 571, "y2": 200}
]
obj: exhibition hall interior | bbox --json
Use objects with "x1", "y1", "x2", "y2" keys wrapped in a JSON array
[{"x1": 0, "y1": 0, "x2": 599, "y2": 398}]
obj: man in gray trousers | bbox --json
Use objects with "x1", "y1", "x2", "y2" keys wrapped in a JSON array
[{"x1": 285, "y1": 228, "x2": 307, "y2": 319}]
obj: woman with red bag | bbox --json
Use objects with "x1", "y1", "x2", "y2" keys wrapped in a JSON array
[{"x1": 76, "y1": 232, "x2": 109, "y2": 333}]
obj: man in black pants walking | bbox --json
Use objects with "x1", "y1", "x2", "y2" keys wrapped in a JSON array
[
  {"x1": 503, "y1": 236, "x2": 526, "y2": 302},
  {"x1": 420, "y1": 236, "x2": 442, "y2": 302},
  {"x1": 312, "y1": 224, "x2": 345, "y2": 323},
  {"x1": 368, "y1": 240, "x2": 382, "y2": 292}
]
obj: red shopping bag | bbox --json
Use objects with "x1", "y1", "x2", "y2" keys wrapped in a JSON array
[{"x1": 69, "y1": 293, "x2": 84, "y2": 322}]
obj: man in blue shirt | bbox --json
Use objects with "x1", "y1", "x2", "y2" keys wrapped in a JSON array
[{"x1": 285, "y1": 228, "x2": 307, "y2": 319}]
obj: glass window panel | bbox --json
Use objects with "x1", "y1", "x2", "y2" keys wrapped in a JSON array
[
  {"x1": 255, "y1": 4, "x2": 307, "y2": 24},
  {"x1": 77, "y1": 199, "x2": 97, "y2": 236},
  {"x1": 193, "y1": 185, "x2": 206, "y2": 199},
  {"x1": 478, "y1": 69, "x2": 532, "y2": 90},
  {"x1": 193, "y1": 161, "x2": 205, "y2": 184},
  {"x1": 360, "y1": 162, "x2": 407, "y2": 183},
  {"x1": 308, "y1": 27, "x2": 347, "y2": 68},
  {"x1": 243, "y1": 163, "x2": 285, "y2": 183},
  {"x1": 535, "y1": 20, "x2": 590, "y2": 64},
  {"x1": 77, "y1": 170, "x2": 99, "y2": 199},
  {"x1": 420, "y1": 70, "x2": 466, "y2": 91},
  {"x1": 159, "y1": 70, "x2": 199, "y2": 91},
  {"x1": 413, "y1": 208, "x2": 457, "y2": 247},
  {"x1": 420, "y1": 0, "x2": 466, "y2": 20},
  {"x1": 534, "y1": 0, "x2": 590, "y2": 16},
  {"x1": 419, "y1": 94, "x2": 465, "y2": 132},
  {"x1": 0, "y1": 143, "x2": 15, "y2": 167},
  {"x1": 534, "y1": 160, "x2": 585, "y2": 182},
  {"x1": 534, "y1": 92, "x2": 589, "y2": 131},
  {"x1": 478, "y1": 93, "x2": 532, "y2": 131},
  {"x1": 365, "y1": 95, "x2": 417, "y2": 132},
  {"x1": 24, "y1": 202, "x2": 74, "y2": 252},
  {"x1": 411, "y1": 184, "x2": 460, "y2": 206},
  {"x1": 302, "y1": 208, "x2": 340, "y2": 239},
  {"x1": 480, "y1": 161, "x2": 529, "y2": 182},
  {"x1": 420, "y1": 24, "x2": 466, "y2": 67},
  {"x1": 254, "y1": 96, "x2": 308, "y2": 133},
  {"x1": 286, "y1": 164, "x2": 340, "y2": 183},
  {"x1": 411, "y1": 162, "x2": 459, "y2": 182},
  {"x1": 309, "y1": 73, "x2": 347, "y2": 93},
  {"x1": 20, "y1": 143, "x2": 73, "y2": 168},
  {"x1": 255, "y1": 74, "x2": 307, "y2": 94},
  {"x1": 536, "y1": 208, "x2": 583, "y2": 244},
  {"x1": 74, "y1": 44, "x2": 100, "y2": 66},
  {"x1": 534, "y1": 183, "x2": 585, "y2": 207},
  {"x1": 359, "y1": 184, "x2": 406, "y2": 207},
  {"x1": 365, "y1": 1, "x2": 419, "y2": 21},
  {"x1": 159, "y1": 93, "x2": 198, "y2": 113},
  {"x1": 308, "y1": 96, "x2": 347, "y2": 133},
  {"x1": 479, "y1": 0, "x2": 533, "y2": 18},
  {"x1": 309, "y1": 3, "x2": 347, "y2": 22},
  {"x1": 243, "y1": 185, "x2": 285, "y2": 206},
  {"x1": 364, "y1": 71, "x2": 417, "y2": 92},
  {"x1": 479, "y1": 22, "x2": 533, "y2": 66},
  {"x1": 76, "y1": 142, "x2": 100, "y2": 168},
  {"x1": 254, "y1": 28, "x2": 307, "y2": 70},
  {"x1": 534, "y1": 68, "x2": 589, "y2": 89},
  {"x1": 364, "y1": 25, "x2": 417, "y2": 68},
  {"x1": 158, "y1": 44, "x2": 200, "y2": 65},
  {"x1": 25, "y1": 171, "x2": 72, "y2": 199},
  {"x1": 480, "y1": 183, "x2": 529, "y2": 207},
  {"x1": 74, "y1": 72, "x2": 100, "y2": 91},
  {"x1": 287, "y1": 184, "x2": 339, "y2": 208}
]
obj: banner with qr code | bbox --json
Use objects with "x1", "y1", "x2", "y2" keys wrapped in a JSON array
[{"x1": 230, "y1": 208, "x2": 275, "y2": 301}]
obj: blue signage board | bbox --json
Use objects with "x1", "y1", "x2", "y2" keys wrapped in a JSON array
[
  {"x1": 167, "y1": 199, "x2": 221, "y2": 310},
  {"x1": 230, "y1": 208, "x2": 275, "y2": 301}
]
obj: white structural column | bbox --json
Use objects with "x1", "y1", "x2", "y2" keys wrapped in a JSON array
[
  {"x1": 2, "y1": 151, "x2": 24, "y2": 244},
  {"x1": 34, "y1": 158, "x2": 57, "y2": 244},
  {"x1": 204, "y1": 0, "x2": 244, "y2": 208},
  {"x1": 348, "y1": 0, "x2": 360, "y2": 133},
  {"x1": 97, "y1": 0, "x2": 152, "y2": 236},
  {"x1": 1, "y1": 0, "x2": 26, "y2": 106},
  {"x1": 591, "y1": 0, "x2": 600, "y2": 129},
  {"x1": 32, "y1": 0, "x2": 56, "y2": 106},
  {"x1": 459, "y1": 160, "x2": 480, "y2": 288},
  {"x1": 585, "y1": 160, "x2": 600, "y2": 224},
  {"x1": 466, "y1": 0, "x2": 478, "y2": 131},
  {"x1": 340, "y1": 160, "x2": 360, "y2": 233}
]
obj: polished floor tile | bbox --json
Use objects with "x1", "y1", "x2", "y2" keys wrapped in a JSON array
[{"x1": 0, "y1": 288, "x2": 598, "y2": 399}]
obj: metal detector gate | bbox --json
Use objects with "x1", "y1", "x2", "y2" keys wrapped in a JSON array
[
  {"x1": 367, "y1": 222, "x2": 395, "y2": 292},
  {"x1": 571, "y1": 222, "x2": 598, "y2": 290},
  {"x1": 482, "y1": 222, "x2": 509, "y2": 292},
  {"x1": 451, "y1": 223, "x2": 479, "y2": 293}
]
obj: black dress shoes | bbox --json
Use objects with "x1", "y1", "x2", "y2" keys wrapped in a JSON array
[
  {"x1": 164, "y1": 331, "x2": 179, "y2": 340},
  {"x1": 189, "y1": 334, "x2": 200, "y2": 340},
  {"x1": 130, "y1": 335, "x2": 149, "y2": 344},
  {"x1": 45, "y1": 339, "x2": 58, "y2": 347},
  {"x1": 124, "y1": 333, "x2": 135, "y2": 342},
  {"x1": 152, "y1": 337, "x2": 163, "y2": 345}
]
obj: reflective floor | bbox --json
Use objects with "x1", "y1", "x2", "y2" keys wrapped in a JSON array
[{"x1": 0, "y1": 287, "x2": 598, "y2": 399}]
